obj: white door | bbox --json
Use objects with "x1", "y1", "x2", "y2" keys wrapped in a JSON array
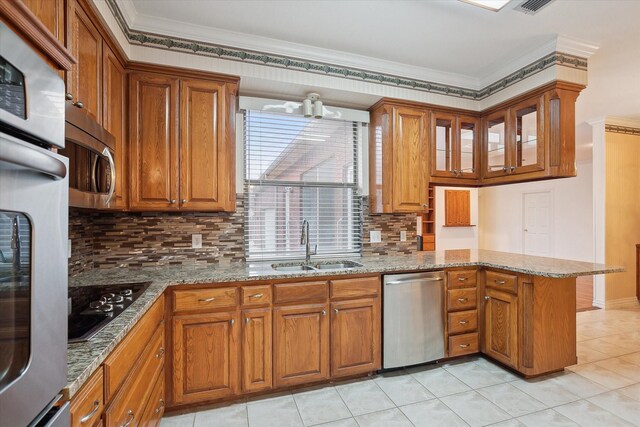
[{"x1": 523, "y1": 192, "x2": 552, "y2": 256}]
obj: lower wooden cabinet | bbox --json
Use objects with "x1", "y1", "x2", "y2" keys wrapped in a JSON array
[
  {"x1": 273, "y1": 304, "x2": 330, "y2": 387},
  {"x1": 241, "y1": 308, "x2": 272, "y2": 392},
  {"x1": 330, "y1": 298, "x2": 380, "y2": 378},
  {"x1": 139, "y1": 373, "x2": 165, "y2": 427},
  {"x1": 70, "y1": 368, "x2": 104, "y2": 427},
  {"x1": 483, "y1": 287, "x2": 518, "y2": 368},
  {"x1": 172, "y1": 311, "x2": 240, "y2": 405}
]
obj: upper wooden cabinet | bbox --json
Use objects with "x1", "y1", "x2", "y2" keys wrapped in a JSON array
[
  {"x1": 66, "y1": 0, "x2": 102, "y2": 121},
  {"x1": 20, "y1": 0, "x2": 65, "y2": 43},
  {"x1": 129, "y1": 71, "x2": 237, "y2": 212},
  {"x1": 431, "y1": 112, "x2": 480, "y2": 183},
  {"x1": 369, "y1": 103, "x2": 430, "y2": 213}
]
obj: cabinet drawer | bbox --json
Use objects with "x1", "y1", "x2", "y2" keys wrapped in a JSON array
[
  {"x1": 241, "y1": 285, "x2": 272, "y2": 307},
  {"x1": 447, "y1": 288, "x2": 477, "y2": 311},
  {"x1": 449, "y1": 332, "x2": 479, "y2": 357},
  {"x1": 273, "y1": 281, "x2": 328, "y2": 304},
  {"x1": 174, "y1": 287, "x2": 238, "y2": 312},
  {"x1": 104, "y1": 295, "x2": 164, "y2": 400},
  {"x1": 486, "y1": 271, "x2": 518, "y2": 294},
  {"x1": 448, "y1": 310, "x2": 478, "y2": 335},
  {"x1": 447, "y1": 270, "x2": 477, "y2": 288},
  {"x1": 104, "y1": 325, "x2": 165, "y2": 427},
  {"x1": 330, "y1": 277, "x2": 380, "y2": 299},
  {"x1": 70, "y1": 368, "x2": 104, "y2": 427},
  {"x1": 140, "y1": 371, "x2": 165, "y2": 427}
]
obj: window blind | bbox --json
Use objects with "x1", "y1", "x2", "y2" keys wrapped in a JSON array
[{"x1": 244, "y1": 110, "x2": 362, "y2": 261}]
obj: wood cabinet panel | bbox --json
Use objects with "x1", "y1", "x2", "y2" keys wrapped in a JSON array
[
  {"x1": 241, "y1": 285, "x2": 272, "y2": 307},
  {"x1": 273, "y1": 304, "x2": 329, "y2": 387},
  {"x1": 102, "y1": 42, "x2": 127, "y2": 209},
  {"x1": 449, "y1": 332, "x2": 479, "y2": 357},
  {"x1": 330, "y1": 299, "x2": 380, "y2": 378},
  {"x1": 330, "y1": 276, "x2": 380, "y2": 299},
  {"x1": 447, "y1": 288, "x2": 477, "y2": 312},
  {"x1": 129, "y1": 72, "x2": 179, "y2": 210},
  {"x1": 139, "y1": 369, "x2": 165, "y2": 427},
  {"x1": 241, "y1": 308, "x2": 272, "y2": 392},
  {"x1": 484, "y1": 288, "x2": 518, "y2": 368},
  {"x1": 21, "y1": 0, "x2": 65, "y2": 43},
  {"x1": 392, "y1": 107, "x2": 429, "y2": 212},
  {"x1": 444, "y1": 190, "x2": 471, "y2": 226},
  {"x1": 485, "y1": 270, "x2": 518, "y2": 294},
  {"x1": 70, "y1": 367, "x2": 104, "y2": 427},
  {"x1": 173, "y1": 287, "x2": 237, "y2": 312},
  {"x1": 172, "y1": 311, "x2": 240, "y2": 404},
  {"x1": 447, "y1": 310, "x2": 478, "y2": 335},
  {"x1": 67, "y1": 0, "x2": 102, "y2": 121},
  {"x1": 273, "y1": 281, "x2": 328, "y2": 304},
  {"x1": 447, "y1": 269, "x2": 477, "y2": 288}
]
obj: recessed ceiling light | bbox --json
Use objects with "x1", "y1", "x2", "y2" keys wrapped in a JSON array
[{"x1": 460, "y1": 0, "x2": 511, "y2": 11}]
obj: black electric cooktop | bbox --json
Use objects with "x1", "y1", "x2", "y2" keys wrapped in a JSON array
[{"x1": 68, "y1": 282, "x2": 151, "y2": 343}]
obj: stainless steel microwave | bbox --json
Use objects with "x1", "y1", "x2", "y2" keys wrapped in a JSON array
[{"x1": 61, "y1": 103, "x2": 117, "y2": 209}]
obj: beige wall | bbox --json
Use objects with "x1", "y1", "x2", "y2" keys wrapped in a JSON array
[{"x1": 604, "y1": 132, "x2": 640, "y2": 301}]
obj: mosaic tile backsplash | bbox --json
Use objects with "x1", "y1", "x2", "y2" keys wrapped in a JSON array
[{"x1": 69, "y1": 196, "x2": 418, "y2": 276}]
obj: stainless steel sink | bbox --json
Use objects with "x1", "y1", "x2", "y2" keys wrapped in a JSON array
[{"x1": 271, "y1": 260, "x2": 363, "y2": 272}]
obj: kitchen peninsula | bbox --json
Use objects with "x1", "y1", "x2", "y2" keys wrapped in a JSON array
[{"x1": 65, "y1": 249, "x2": 623, "y2": 419}]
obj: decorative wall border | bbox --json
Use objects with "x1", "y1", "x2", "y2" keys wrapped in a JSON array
[
  {"x1": 105, "y1": 0, "x2": 587, "y2": 101},
  {"x1": 605, "y1": 124, "x2": 640, "y2": 136}
]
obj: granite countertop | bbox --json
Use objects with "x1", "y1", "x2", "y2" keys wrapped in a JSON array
[{"x1": 64, "y1": 249, "x2": 624, "y2": 398}]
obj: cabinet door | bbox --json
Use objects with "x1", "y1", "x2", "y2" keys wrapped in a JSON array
[
  {"x1": 330, "y1": 299, "x2": 380, "y2": 378},
  {"x1": 509, "y1": 95, "x2": 544, "y2": 175},
  {"x1": 102, "y1": 43, "x2": 127, "y2": 210},
  {"x1": 241, "y1": 308, "x2": 272, "y2": 393},
  {"x1": 172, "y1": 311, "x2": 240, "y2": 405},
  {"x1": 484, "y1": 288, "x2": 518, "y2": 368},
  {"x1": 431, "y1": 113, "x2": 456, "y2": 178},
  {"x1": 67, "y1": 0, "x2": 102, "y2": 121},
  {"x1": 483, "y1": 110, "x2": 509, "y2": 178},
  {"x1": 456, "y1": 116, "x2": 479, "y2": 179},
  {"x1": 129, "y1": 73, "x2": 180, "y2": 210},
  {"x1": 392, "y1": 108, "x2": 429, "y2": 212},
  {"x1": 179, "y1": 79, "x2": 233, "y2": 211},
  {"x1": 274, "y1": 304, "x2": 329, "y2": 387}
]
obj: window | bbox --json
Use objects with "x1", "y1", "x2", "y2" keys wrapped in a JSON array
[{"x1": 244, "y1": 110, "x2": 362, "y2": 261}]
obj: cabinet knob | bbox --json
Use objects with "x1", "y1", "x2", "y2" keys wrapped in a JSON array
[
  {"x1": 321, "y1": 310, "x2": 326, "y2": 316},
  {"x1": 72, "y1": 101, "x2": 84, "y2": 109},
  {"x1": 65, "y1": 92, "x2": 74, "y2": 100},
  {"x1": 170, "y1": 199, "x2": 176, "y2": 204},
  {"x1": 422, "y1": 203, "x2": 429, "y2": 208},
  {"x1": 502, "y1": 166, "x2": 508, "y2": 172},
  {"x1": 333, "y1": 308, "x2": 339, "y2": 314},
  {"x1": 181, "y1": 199, "x2": 187, "y2": 204},
  {"x1": 510, "y1": 166, "x2": 516, "y2": 172},
  {"x1": 484, "y1": 296, "x2": 491, "y2": 301},
  {"x1": 230, "y1": 319, "x2": 235, "y2": 325},
  {"x1": 245, "y1": 317, "x2": 251, "y2": 324}
]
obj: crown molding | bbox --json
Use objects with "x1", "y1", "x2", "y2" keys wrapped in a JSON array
[
  {"x1": 605, "y1": 116, "x2": 640, "y2": 129},
  {"x1": 106, "y1": 0, "x2": 589, "y2": 101}
]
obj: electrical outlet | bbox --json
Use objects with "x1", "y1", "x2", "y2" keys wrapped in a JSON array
[
  {"x1": 400, "y1": 230, "x2": 407, "y2": 242},
  {"x1": 192, "y1": 234, "x2": 203, "y2": 249},
  {"x1": 370, "y1": 230, "x2": 382, "y2": 243}
]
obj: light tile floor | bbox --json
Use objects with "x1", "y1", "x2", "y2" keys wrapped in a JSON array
[{"x1": 161, "y1": 305, "x2": 640, "y2": 427}]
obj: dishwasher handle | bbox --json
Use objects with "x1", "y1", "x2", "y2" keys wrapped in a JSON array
[{"x1": 385, "y1": 277, "x2": 443, "y2": 286}]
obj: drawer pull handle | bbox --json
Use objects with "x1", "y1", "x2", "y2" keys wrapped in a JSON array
[
  {"x1": 457, "y1": 298, "x2": 468, "y2": 303},
  {"x1": 155, "y1": 347, "x2": 165, "y2": 359},
  {"x1": 155, "y1": 399, "x2": 165, "y2": 414},
  {"x1": 198, "y1": 297, "x2": 216, "y2": 302},
  {"x1": 458, "y1": 277, "x2": 467, "y2": 281},
  {"x1": 80, "y1": 400, "x2": 100, "y2": 424},
  {"x1": 121, "y1": 410, "x2": 135, "y2": 427},
  {"x1": 459, "y1": 344, "x2": 470, "y2": 348},
  {"x1": 250, "y1": 293, "x2": 264, "y2": 298},
  {"x1": 494, "y1": 280, "x2": 506, "y2": 285},
  {"x1": 459, "y1": 320, "x2": 469, "y2": 324}
]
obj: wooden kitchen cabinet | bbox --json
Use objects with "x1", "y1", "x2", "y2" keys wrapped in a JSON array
[
  {"x1": 171, "y1": 311, "x2": 240, "y2": 405},
  {"x1": 241, "y1": 308, "x2": 272, "y2": 392},
  {"x1": 483, "y1": 287, "x2": 518, "y2": 368},
  {"x1": 430, "y1": 112, "x2": 480, "y2": 183},
  {"x1": 21, "y1": 0, "x2": 65, "y2": 43},
  {"x1": 66, "y1": 0, "x2": 102, "y2": 121},
  {"x1": 129, "y1": 71, "x2": 238, "y2": 212},
  {"x1": 70, "y1": 368, "x2": 104, "y2": 427},
  {"x1": 369, "y1": 102, "x2": 430, "y2": 213},
  {"x1": 330, "y1": 298, "x2": 380, "y2": 378},
  {"x1": 444, "y1": 189, "x2": 471, "y2": 227},
  {"x1": 445, "y1": 268, "x2": 479, "y2": 357}
]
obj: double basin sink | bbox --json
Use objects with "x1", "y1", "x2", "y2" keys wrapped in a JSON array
[{"x1": 271, "y1": 260, "x2": 363, "y2": 272}]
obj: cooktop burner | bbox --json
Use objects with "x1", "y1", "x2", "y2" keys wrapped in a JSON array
[{"x1": 68, "y1": 282, "x2": 151, "y2": 343}]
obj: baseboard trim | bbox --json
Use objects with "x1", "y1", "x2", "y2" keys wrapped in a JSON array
[
  {"x1": 592, "y1": 297, "x2": 605, "y2": 309},
  {"x1": 604, "y1": 297, "x2": 640, "y2": 309}
]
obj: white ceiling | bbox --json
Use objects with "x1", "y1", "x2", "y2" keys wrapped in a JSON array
[{"x1": 123, "y1": 0, "x2": 640, "y2": 131}]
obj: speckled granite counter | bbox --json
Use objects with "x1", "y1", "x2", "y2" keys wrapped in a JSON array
[{"x1": 64, "y1": 249, "x2": 623, "y2": 398}]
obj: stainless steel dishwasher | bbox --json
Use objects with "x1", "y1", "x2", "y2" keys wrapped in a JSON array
[{"x1": 383, "y1": 271, "x2": 445, "y2": 369}]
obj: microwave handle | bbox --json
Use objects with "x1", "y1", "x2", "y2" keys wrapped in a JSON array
[
  {"x1": 103, "y1": 147, "x2": 116, "y2": 205},
  {"x1": 0, "y1": 137, "x2": 67, "y2": 180}
]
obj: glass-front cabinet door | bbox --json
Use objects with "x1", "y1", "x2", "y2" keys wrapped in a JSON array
[
  {"x1": 484, "y1": 111, "x2": 509, "y2": 178},
  {"x1": 431, "y1": 113, "x2": 455, "y2": 177},
  {"x1": 457, "y1": 116, "x2": 479, "y2": 179},
  {"x1": 510, "y1": 96, "x2": 544, "y2": 174}
]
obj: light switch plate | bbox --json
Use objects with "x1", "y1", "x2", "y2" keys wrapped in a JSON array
[
  {"x1": 192, "y1": 234, "x2": 203, "y2": 249},
  {"x1": 370, "y1": 230, "x2": 382, "y2": 243},
  {"x1": 400, "y1": 231, "x2": 407, "y2": 242}
]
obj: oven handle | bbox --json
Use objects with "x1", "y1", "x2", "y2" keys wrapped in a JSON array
[
  {"x1": 103, "y1": 147, "x2": 116, "y2": 205},
  {"x1": 0, "y1": 138, "x2": 67, "y2": 180}
]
